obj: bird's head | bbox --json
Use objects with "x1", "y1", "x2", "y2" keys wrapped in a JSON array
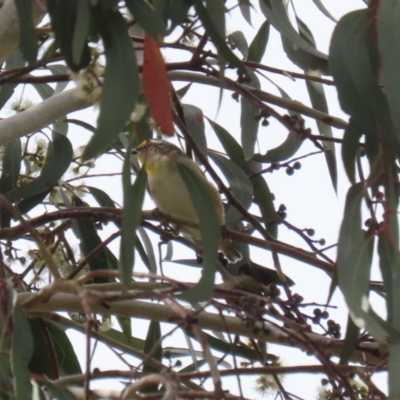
[{"x1": 133, "y1": 139, "x2": 185, "y2": 165}]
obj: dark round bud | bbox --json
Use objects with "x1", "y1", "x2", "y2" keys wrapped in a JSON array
[
  {"x1": 364, "y1": 218, "x2": 372, "y2": 227},
  {"x1": 286, "y1": 166, "x2": 294, "y2": 176},
  {"x1": 268, "y1": 283, "x2": 277, "y2": 291},
  {"x1": 321, "y1": 311, "x2": 329, "y2": 319},
  {"x1": 313, "y1": 308, "x2": 322, "y2": 316},
  {"x1": 319, "y1": 238, "x2": 326, "y2": 246},
  {"x1": 261, "y1": 119, "x2": 269, "y2": 126},
  {"x1": 293, "y1": 161, "x2": 301, "y2": 170},
  {"x1": 306, "y1": 228, "x2": 315, "y2": 237},
  {"x1": 278, "y1": 204, "x2": 287, "y2": 212},
  {"x1": 272, "y1": 288, "x2": 281, "y2": 297}
]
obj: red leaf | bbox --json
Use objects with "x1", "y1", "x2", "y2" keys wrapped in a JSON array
[{"x1": 142, "y1": 35, "x2": 174, "y2": 136}]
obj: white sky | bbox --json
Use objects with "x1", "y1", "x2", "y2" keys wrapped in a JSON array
[
  {"x1": 65, "y1": 1, "x2": 388, "y2": 399},
  {"x1": 4, "y1": 0, "x2": 386, "y2": 398}
]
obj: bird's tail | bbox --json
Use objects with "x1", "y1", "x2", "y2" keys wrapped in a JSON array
[{"x1": 219, "y1": 238, "x2": 242, "y2": 263}]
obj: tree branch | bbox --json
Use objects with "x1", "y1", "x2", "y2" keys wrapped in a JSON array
[
  {"x1": 168, "y1": 71, "x2": 348, "y2": 130},
  {"x1": 0, "y1": 87, "x2": 92, "y2": 145},
  {"x1": 18, "y1": 291, "x2": 386, "y2": 365},
  {"x1": 0, "y1": 0, "x2": 46, "y2": 64}
]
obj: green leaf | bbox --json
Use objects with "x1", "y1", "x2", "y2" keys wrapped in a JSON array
[
  {"x1": 28, "y1": 319, "x2": 58, "y2": 379},
  {"x1": 389, "y1": 340, "x2": 400, "y2": 399},
  {"x1": 47, "y1": 0, "x2": 91, "y2": 71},
  {"x1": 120, "y1": 158, "x2": 147, "y2": 286},
  {"x1": 125, "y1": 0, "x2": 166, "y2": 40},
  {"x1": 71, "y1": 196, "x2": 110, "y2": 284},
  {"x1": 330, "y1": 9, "x2": 400, "y2": 158},
  {"x1": 33, "y1": 82, "x2": 54, "y2": 100},
  {"x1": 208, "y1": 119, "x2": 278, "y2": 236},
  {"x1": 378, "y1": 1, "x2": 400, "y2": 133},
  {"x1": 143, "y1": 321, "x2": 162, "y2": 372},
  {"x1": 167, "y1": 258, "x2": 203, "y2": 268},
  {"x1": 0, "y1": 139, "x2": 21, "y2": 195},
  {"x1": 0, "y1": 50, "x2": 24, "y2": 109},
  {"x1": 138, "y1": 227, "x2": 157, "y2": 273},
  {"x1": 259, "y1": 0, "x2": 328, "y2": 60},
  {"x1": 11, "y1": 304, "x2": 33, "y2": 399},
  {"x1": 341, "y1": 118, "x2": 362, "y2": 184},
  {"x1": 143, "y1": 321, "x2": 162, "y2": 393},
  {"x1": 337, "y1": 183, "x2": 388, "y2": 341},
  {"x1": 103, "y1": 328, "x2": 145, "y2": 352},
  {"x1": 176, "y1": 83, "x2": 192, "y2": 99},
  {"x1": 281, "y1": 17, "x2": 329, "y2": 73},
  {"x1": 87, "y1": 185, "x2": 119, "y2": 226},
  {"x1": 339, "y1": 315, "x2": 359, "y2": 365},
  {"x1": 312, "y1": 0, "x2": 336, "y2": 23},
  {"x1": 247, "y1": 20, "x2": 270, "y2": 63},
  {"x1": 208, "y1": 151, "x2": 253, "y2": 223},
  {"x1": 305, "y1": 72, "x2": 337, "y2": 192},
  {"x1": 83, "y1": 6, "x2": 139, "y2": 160},
  {"x1": 72, "y1": 0, "x2": 91, "y2": 66},
  {"x1": 42, "y1": 383, "x2": 78, "y2": 400},
  {"x1": 87, "y1": 186, "x2": 116, "y2": 208},
  {"x1": 239, "y1": 261, "x2": 294, "y2": 286},
  {"x1": 182, "y1": 104, "x2": 207, "y2": 157},
  {"x1": 194, "y1": 0, "x2": 247, "y2": 76},
  {"x1": 17, "y1": 190, "x2": 51, "y2": 216},
  {"x1": 48, "y1": 64, "x2": 70, "y2": 94},
  {"x1": 154, "y1": 0, "x2": 192, "y2": 34},
  {"x1": 177, "y1": 163, "x2": 220, "y2": 302},
  {"x1": 207, "y1": 118, "x2": 248, "y2": 171},
  {"x1": 241, "y1": 70, "x2": 260, "y2": 159},
  {"x1": 228, "y1": 31, "x2": 248, "y2": 58},
  {"x1": 252, "y1": 85, "x2": 304, "y2": 164},
  {"x1": 186, "y1": 331, "x2": 276, "y2": 362},
  {"x1": 65, "y1": 118, "x2": 96, "y2": 133},
  {"x1": 252, "y1": 132, "x2": 303, "y2": 163},
  {"x1": 47, "y1": 323, "x2": 82, "y2": 376},
  {"x1": 6, "y1": 133, "x2": 73, "y2": 203},
  {"x1": 15, "y1": 0, "x2": 38, "y2": 65},
  {"x1": 238, "y1": 0, "x2": 252, "y2": 26}
]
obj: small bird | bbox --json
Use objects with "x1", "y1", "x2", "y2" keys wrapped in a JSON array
[{"x1": 133, "y1": 139, "x2": 241, "y2": 263}]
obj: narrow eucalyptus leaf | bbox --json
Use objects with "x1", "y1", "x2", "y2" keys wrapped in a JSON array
[
  {"x1": 84, "y1": 7, "x2": 139, "y2": 160},
  {"x1": 259, "y1": 0, "x2": 328, "y2": 60},
  {"x1": 120, "y1": 163, "x2": 147, "y2": 287},
  {"x1": 247, "y1": 20, "x2": 270, "y2": 63},
  {"x1": 6, "y1": 133, "x2": 72, "y2": 203},
  {"x1": 182, "y1": 104, "x2": 207, "y2": 157},
  {"x1": 11, "y1": 304, "x2": 33, "y2": 399},
  {"x1": 177, "y1": 163, "x2": 220, "y2": 302},
  {"x1": 15, "y1": 0, "x2": 38, "y2": 65},
  {"x1": 208, "y1": 151, "x2": 253, "y2": 223},
  {"x1": 339, "y1": 315, "x2": 359, "y2": 365},
  {"x1": 125, "y1": 0, "x2": 166, "y2": 40}
]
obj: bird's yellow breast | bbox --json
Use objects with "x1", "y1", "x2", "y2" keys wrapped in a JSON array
[{"x1": 143, "y1": 153, "x2": 224, "y2": 239}]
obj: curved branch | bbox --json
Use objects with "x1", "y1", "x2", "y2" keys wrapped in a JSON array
[
  {"x1": 168, "y1": 71, "x2": 348, "y2": 130},
  {"x1": 0, "y1": 207, "x2": 332, "y2": 274},
  {"x1": 18, "y1": 291, "x2": 385, "y2": 365},
  {"x1": 0, "y1": 0, "x2": 46, "y2": 64},
  {"x1": 0, "y1": 87, "x2": 92, "y2": 145}
]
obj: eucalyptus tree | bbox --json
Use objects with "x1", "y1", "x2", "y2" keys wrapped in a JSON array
[{"x1": 0, "y1": 0, "x2": 395, "y2": 399}]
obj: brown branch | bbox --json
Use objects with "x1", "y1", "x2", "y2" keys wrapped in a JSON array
[{"x1": 244, "y1": 60, "x2": 335, "y2": 85}]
